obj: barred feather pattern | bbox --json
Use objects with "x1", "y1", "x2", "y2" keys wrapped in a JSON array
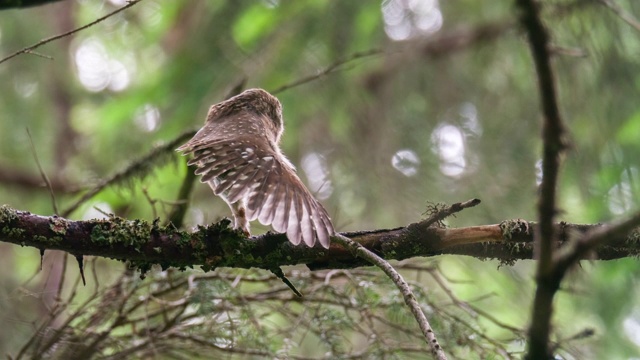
[{"x1": 176, "y1": 89, "x2": 334, "y2": 248}]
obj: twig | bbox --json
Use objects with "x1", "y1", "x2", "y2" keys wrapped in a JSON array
[
  {"x1": 554, "y1": 211, "x2": 640, "y2": 275},
  {"x1": 516, "y1": 0, "x2": 569, "y2": 358},
  {"x1": 270, "y1": 49, "x2": 382, "y2": 95},
  {"x1": 24, "y1": 50, "x2": 54, "y2": 60},
  {"x1": 75, "y1": 254, "x2": 87, "y2": 286},
  {"x1": 166, "y1": 163, "x2": 197, "y2": 228},
  {"x1": 26, "y1": 128, "x2": 59, "y2": 215},
  {"x1": 550, "y1": 328, "x2": 595, "y2": 353},
  {"x1": 141, "y1": 187, "x2": 159, "y2": 220},
  {"x1": 56, "y1": 252, "x2": 69, "y2": 302},
  {"x1": 269, "y1": 267, "x2": 303, "y2": 297},
  {"x1": 422, "y1": 198, "x2": 481, "y2": 228},
  {"x1": 332, "y1": 233, "x2": 447, "y2": 360},
  {"x1": 426, "y1": 267, "x2": 523, "y2": 335},
  {"x1": 0, "y1": 0, "x2": 143, "y2": 65},
  {"x1": 598, "y1": 0, "x2": 640, "y2": 32}
]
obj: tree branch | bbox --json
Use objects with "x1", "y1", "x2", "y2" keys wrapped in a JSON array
[
  {"x1": 0, "y1": 0, "x2": 142, "y2": 64},
  {"x1": 554, "y1": 212, "x2": 640, "y2": 278},
  {"x1": 516, "y1": 0, "x2": 569, "y2": 357},
  {"x1": 333, "y1": 233, "x2": 447, "y2": 360},
  {"x1": 598, "y1": 0, "x2": 640, "y2": 33},
  {"x1": 1, "y1": 205, "x2": 640, "y2": 274}
]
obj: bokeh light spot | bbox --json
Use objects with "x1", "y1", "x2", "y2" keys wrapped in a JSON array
[
  {"x1": 391, "y1": 149, "x2": 421, "y2": 177},
  {"x1": 301, "y1": 152, "x2": 333, "y2": 200},
  {"x1": 134, "y1": 104, "x2": 161, "y2": 132},
  {"x1": 431, "y1": 124, "x2": 466, "y2": 177},
  {"x1": 382, "y1": 0, "x2": 443, "y2": 41}
]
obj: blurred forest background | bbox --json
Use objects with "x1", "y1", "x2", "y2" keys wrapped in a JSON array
[{"x1": 1, "y1": 0, "x2": 640, "y2": 359}]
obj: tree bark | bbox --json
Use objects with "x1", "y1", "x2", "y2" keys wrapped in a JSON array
[{"x1": 1, "y1": 205, "x2": 638, "y2": 275}]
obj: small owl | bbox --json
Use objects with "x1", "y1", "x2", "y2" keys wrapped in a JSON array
[{"x1": 177, "y1": 88, "x2": 334, "y2": 248}]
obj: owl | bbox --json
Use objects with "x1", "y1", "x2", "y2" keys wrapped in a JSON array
[{"x1": 177, "y1": 88, "x2": 334, "y2": 248}]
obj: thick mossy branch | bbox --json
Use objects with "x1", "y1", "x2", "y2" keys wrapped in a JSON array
[{"x1": 1, "y1": 205, "x2": 639, "y2": 273}]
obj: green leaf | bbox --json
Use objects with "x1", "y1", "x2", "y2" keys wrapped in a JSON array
[
  {"x1": 232, "y1": 4, "x2": 278, "y2": 49},
  {"x1": 617, "y1": 111, "x2": 640, "y2": 144}
]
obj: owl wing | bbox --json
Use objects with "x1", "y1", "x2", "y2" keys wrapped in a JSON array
[
  {"x1": 177, "y1": 110, "x2": 262, "y2": 149},
  {"x1": 178, "y1": 134, "x2": 334, "y2": 249}
]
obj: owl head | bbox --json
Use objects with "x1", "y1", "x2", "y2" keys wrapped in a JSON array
[{"x1": 206, "y1": 88, "x2": 284, "y2": 144}]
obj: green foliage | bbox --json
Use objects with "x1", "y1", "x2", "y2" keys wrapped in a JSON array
[{"x1": 0, "y1": 0, "x2": 640, "y2": 358}]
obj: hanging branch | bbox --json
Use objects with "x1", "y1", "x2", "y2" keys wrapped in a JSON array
[{"x1": 333, "y1": 232, "x2": 448, "y2": 359}]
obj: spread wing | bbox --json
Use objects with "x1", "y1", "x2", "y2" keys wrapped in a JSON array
[{"x1": 177, "y1": 120, "x2": 334, "y2": 248}]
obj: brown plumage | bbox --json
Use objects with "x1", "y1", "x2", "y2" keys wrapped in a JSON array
[{"x1": 176, "y1": 88, "x2": 334, "y2": 248}]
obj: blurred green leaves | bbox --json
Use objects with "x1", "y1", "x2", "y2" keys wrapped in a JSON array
[{"x1": 1, "y1": 0, "x2": 640, "y2": 358}]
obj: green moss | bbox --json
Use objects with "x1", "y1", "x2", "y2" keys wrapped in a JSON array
[
  {"x1": 89, "y1": 216, "x2": 152, "y2": 252},
  {"x1": 175, "y1": 231, "x2": 192, "y2": 247},
  {"x1": 0, "y1": 205, "x2": 22, "y2": 239},
  {"x1": 49, "y1": 236, "x2": 63, "y2": 245},
  {"x1": 4, "y1": 227, "x2": 25, "y2": 238},
  {"x1": 30, "y1": 234, "x2": 65, "y2": 248},
  {"x1": 90, "y1": 224, "x2": 109, "y2": 245},
  {"x1": 32, "y1": 235, "x2": 48, "y2": 244},
  {"x1": 0, "y1": 205, "x2": 18, "y2": 224}
]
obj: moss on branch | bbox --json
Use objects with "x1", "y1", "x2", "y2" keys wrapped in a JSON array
[{"x1": 1, "y1": 205, "x2": 639, "y2": 276}]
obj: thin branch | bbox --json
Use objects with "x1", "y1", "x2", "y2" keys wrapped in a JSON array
[
  {"x1": 269, "y1": 267, "x2": 303, "y2": 297},
  {"x1": 0, "y1": 0, "x2": 143, "y2": 65},
  {"x1": 23, "y1": 50, "x2": 54, "y2": 60},
  {"x1": 166, "y1": 163, "x2": 196, "y2": 228},
  {"x1": 332, "y1": 233, "x2": 447, "y2": 360},
  {"x1": 426, "y1": 267, "x2": 523, "y2": 336},
  {"x1": 598, "y1": 0, "x2": 640, "y2": 32},
  {"x1": 519, "y1": 0, "x2": 567, "y2": 270},
  {"x1": 516, "y1": 0, "x2": 569, "y2": 357},
  {"x1": 270, "y1": 49, "x2": 382, "y2": 95},
  {"x1": 26, "y1": 128, "x2": 59, "y2": 215},
  {"x1": 422, "y1": 199, "x2": 481, "y2": 228},
  {"x1": 554, "y1": 211, "x2": 640, "y2": 275}
]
